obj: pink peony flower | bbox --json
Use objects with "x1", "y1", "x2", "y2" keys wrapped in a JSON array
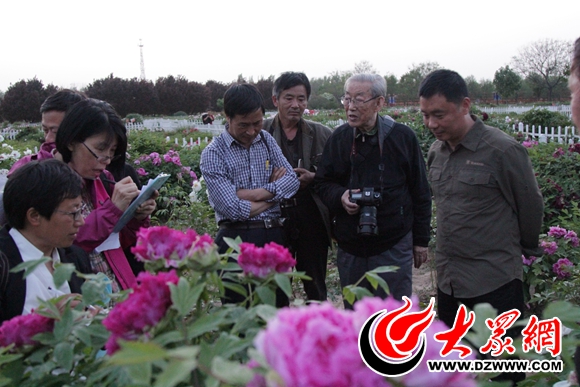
[
  {"x1": 254, "y1": 302, "x2": 389, "y2": 387},
  {"x1": 522, "y1": 140, "x2": 538, "y2": 148},
  {"x1": 552, "y1": 258, "x2": 573, "y2": 279},
  {"x1": 522, "y1": 255, "x2": 537, "y2": 266},
  {"x1": 548, "y1": 226, "x2": 567, "y2": 238},
  {"x1": 254, "y1": 296, "x2": 476, "y2": 387},
  {"x1": 131, "y1": 226, "x2": 214, "y2": 268},
  {"x1": 541, "y1": 240, "x2": 558, "y2": 255},
  {"x1": 564, "y1": 230, "x2": 580, "y2": 247},
  {"x1": 0, "y1": 313, "x2": 54, "y2": 348},
  {"x1": 401, "y1": 319, "x2": 476, "y2": 387},
  {"x1": 103, "y1": 270, "x2": 179, "y2": 354},
  {"x1": 552, "y1": 148, "x2": 565, "y2": 158},
  {"x1": 237, "y1": 242, "x2": 296, "y2": 278},
  {"x1": 136, "y1": 167, "x2": 147, "y2": 176},
  {"x1": 569, "y1": 143, "x2": 580, "y2": 154}
]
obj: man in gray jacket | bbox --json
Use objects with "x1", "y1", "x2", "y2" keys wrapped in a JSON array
[{"x1": 263, "y1": 72, "x2": 332, "y2": 301}]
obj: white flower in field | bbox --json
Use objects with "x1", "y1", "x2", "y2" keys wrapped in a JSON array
[
  {"x1": 191, "y1": 179, "x2": 202, "y2": 192},
  {"x1": 505, "y1": 116, "x2": 512, "y2": 123},
  {"x1": 2, "y1": 143, "x2": 9, "y2": 148},
  {"x1": 23, "y1": 148, "x2": 32, "y2": 156},
  {"x1": 0, "y1": 135, "x2": 4, "y2": 143},
  {"x1": 189, "y1": 190, "x2": 199, "y2": 203},
  {"x1": 10, "y1": 150, "x2": 20, "y2": 159}
]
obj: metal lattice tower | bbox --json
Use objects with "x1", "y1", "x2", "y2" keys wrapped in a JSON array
[{"x1": 139, "y1": 39, "x2": 146, "y2": 80}]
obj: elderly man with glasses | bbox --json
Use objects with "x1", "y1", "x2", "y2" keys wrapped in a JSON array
[{"x1": 314, "y1": 73, "x2": 431, "y2": 307}]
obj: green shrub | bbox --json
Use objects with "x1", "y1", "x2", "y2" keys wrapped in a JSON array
[
  {"x1": 127, "y1": 130, "x2": 171, "y2": 157},
  {"x1": 173, "y1": 111, "x2": 187, "y2": 116},
  {"x1": 15, "y1": 126, "x2": 44, "y2": 144},
  {"x1": 124, "y1": 113, "x2": 144, "y2": 123},
  {"x1": 527, "y1": 143, "x2": 580, "y2": 231},
  {"x1": 520, "y1": 108, "x2": 572, "y2": 128}
]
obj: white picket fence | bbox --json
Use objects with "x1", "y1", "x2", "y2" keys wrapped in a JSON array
[
  {"x1": 0, "y1": 129, "x2": 19, "y2": 140},
  {"x1": 514, "y1": 122, "x2": 579, "y2": 143},
  {"x1": 481, "y1": 105, "x2": 572, "y2": 118},
  {"x1": 127, "y1": 119, "x2": 225, "y2": 136}
]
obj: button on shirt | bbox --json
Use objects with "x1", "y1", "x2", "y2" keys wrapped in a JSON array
[
  {"x1": 200, "y1": 129, "x2": 299, "y2": 223},
  {"x1": 427, "y1": 118, "x2": 543, "y2": 298},
  {"x1": 9, "y1": 228, "x2": 71, "y2": 314}
]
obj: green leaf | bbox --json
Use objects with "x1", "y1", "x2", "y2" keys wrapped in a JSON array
[
  {"x1": 52, "y1": 262, "x2": 75, "y2": 288},
  {"x1": 342, "y1": 285, "x2": 372, "y2": 305},
  {"x1": 364, "y1": 272, "x2": 389, "y2": 293},
  {"x1": 274, "y1": 274, "x2": 292, "y2": 297},
  {"x1": 170, "y1": 278, "x2": 205, "y2": 317},
  {"x1": 108, "y1": 341, "x2": 167, "y2": 365},
  {"x1": 343, "y1": 287, "x2": 356, "y2": 305},
  {"x1": 154, "y1": 358, "x2": 197, "y2": 387},
  {"x1": 10, "y1": 257, "x2": 50, "y2": 278},
  {"x1": 543, "y1": 300, "x2": 580, "y2": 327},
  {"x1": 367, "y1": 265, "x2": 399, "y2": 274},
  {"x1": 254, "y1": 304, "x2": 277, "y2": 322},
  {"x1": 211, "y1": 356, "x2": 253, "y2": 384},
  {"x1": 166, "y1": 345, "x2": 201, "y2": 360},
  {"x1": 187, "y1": 312, "x2": 226, "y2": 339},
  {"x1": 153, "y1": 331, "x2": 185, "y2": 347},
  {"x1": 53, "y1": 341, "x2": 74, "y2": 370},
  {"x1": 125, "y1": 363, "x2": 152, "y2": 385},
  {"x1": 222, "y1": 282, "x2": 247, "y2": 298},
  {"x1": 53, "y1": 306, "x2": 74, "y2": 341},
  {"x1": 255, "y1": 286, "x2": 276, "y2": 306}
]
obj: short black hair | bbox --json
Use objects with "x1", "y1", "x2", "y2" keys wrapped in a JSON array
[
  {"x1": 272, "y1": 72, "x2": 311, "y2": 99},
  {"x1": 4, "y1": 159, "x2": 82, "y2": 230},
  {"x1": 223, "y1": 84, "x2": 265, "y2": 118},
  {"x1": 56, "y1": 99, "x2": 127, "y2": 176},
  {"x1": 418, "y1": 69, "x2": 469, "y2": 105},
  {"x1": 40, "y1": 89, "x2": 86, "y2": 114}
]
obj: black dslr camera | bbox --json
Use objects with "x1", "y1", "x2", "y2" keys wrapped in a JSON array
[{"x1": 349, "y1": 187, "x2": 381, "y2": 236}]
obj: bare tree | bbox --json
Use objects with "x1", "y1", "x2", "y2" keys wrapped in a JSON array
[
  {"x1": 512, "y1": 38, "x2": 572, "y2": 101},
  {"x1": 353, "y1": 60, "x2": 376, "y2": 74}
]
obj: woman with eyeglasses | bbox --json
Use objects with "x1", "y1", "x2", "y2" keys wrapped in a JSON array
[{"x1": 56, "y1": 99, "x2": 157, "y2": 294}]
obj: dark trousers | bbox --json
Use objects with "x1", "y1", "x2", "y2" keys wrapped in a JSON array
[
  {"x1": 282, "y1": 199, "x2": 329, "y2": 301},
  {"x1": 216, "y1": 226, "x2": 288, "y2": 308},
  {"x1": 337, "y1": 231, "x2": 413, "y2": 309},
  {"x1": 437, "y1": 279, "x2": 525, "y2": 385}
]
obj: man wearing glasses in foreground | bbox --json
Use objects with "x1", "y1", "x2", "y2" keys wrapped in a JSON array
[
  {"x1": 0, "y1": 159, "x2": 92, "y2": 323},
  {"x1": 314, "y1": 73, "x2": 431, "y2": 307}
]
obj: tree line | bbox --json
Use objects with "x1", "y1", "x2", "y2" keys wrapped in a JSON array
[{"x1": 0, "y1": 38, "x2": 572, "y2": 123}]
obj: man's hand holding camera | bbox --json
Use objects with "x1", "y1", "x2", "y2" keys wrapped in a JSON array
[{"x1": 341, "y1": 189, "x2": 360, "y2": 215}]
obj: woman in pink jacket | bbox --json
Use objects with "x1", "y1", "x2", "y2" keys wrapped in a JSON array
[{"x1": 55, "y1": 99, "x2": 157, "y2": 292}]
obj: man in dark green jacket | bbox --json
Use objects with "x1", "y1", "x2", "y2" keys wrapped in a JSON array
[{"x1": 263, "y1": 72, "x2": 332, "y2": 301}]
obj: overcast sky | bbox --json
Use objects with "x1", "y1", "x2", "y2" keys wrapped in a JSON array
[{"x1": 1, "y1": 0, "x2": 578, "y2": 93}]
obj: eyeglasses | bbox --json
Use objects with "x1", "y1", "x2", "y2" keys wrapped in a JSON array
[
  {"x1": 82, "y1": 142, "x2": 121, "y2": 163},
  {"x1": 56, "y1": 208, "x2": 83, "y2": 222},
  {"x1": 341, "y1": 95, "x2": 380, "y2": 107}
]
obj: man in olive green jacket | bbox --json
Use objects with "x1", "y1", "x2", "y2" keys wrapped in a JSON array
[{"x1": 263, "y1": 72, "x2": 332, "y2": 301}]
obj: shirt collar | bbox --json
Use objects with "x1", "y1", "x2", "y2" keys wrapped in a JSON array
[
  {"x1": 457, "y1": 116, "x2": 485, "y2": 152},
  {"x1": 9, "y1": 228, "x2": 60, "y2": 263},
  {"x1": 222, "y1": 126, "x2": 263, "y2": 148},
  {"x1": 355, "y1": 114, "x2": 379, "y2": 138}
]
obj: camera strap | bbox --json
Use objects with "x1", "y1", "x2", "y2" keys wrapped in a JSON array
[{"x1": 349, "y1": 115, "x2": 396, "y2": 197}]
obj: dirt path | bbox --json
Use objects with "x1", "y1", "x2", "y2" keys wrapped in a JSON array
[{"x1": 412, "y1": 258, "x2": 437, "y2": 306}]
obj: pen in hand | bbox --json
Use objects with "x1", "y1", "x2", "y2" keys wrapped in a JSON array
[{"x1": 100, "y1": 177, "x2": 116, "y2": 185}]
